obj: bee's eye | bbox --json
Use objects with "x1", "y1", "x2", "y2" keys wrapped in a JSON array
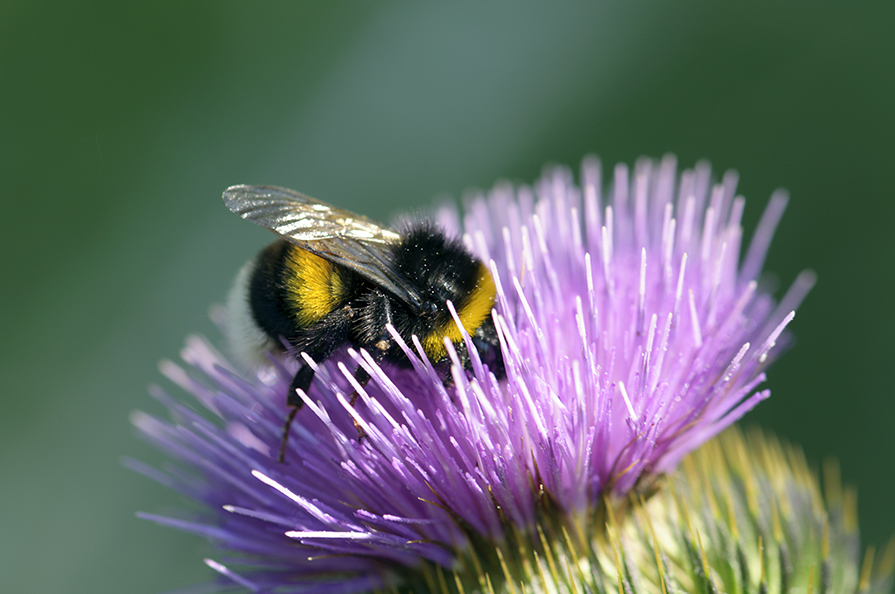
[{"x1": 425, "y1": 302, "x2": 439, "y2": 317}]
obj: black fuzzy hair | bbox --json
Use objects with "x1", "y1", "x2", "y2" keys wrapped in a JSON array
[{"x1": 389, "y1": 221, "x2": 482, "y2": 310}]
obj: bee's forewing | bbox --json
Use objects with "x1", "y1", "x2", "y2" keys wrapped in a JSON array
[{"x1": 223, "y1": 185, "x2": 423, "y2": 310}]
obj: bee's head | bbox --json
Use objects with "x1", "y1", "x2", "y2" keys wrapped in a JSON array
[
  {"x1": 421, "y1": 300, "x2": 440, "y2": 320},
  {"x1": 391, "y1": 224, "x2": 497, "y2": 363}
]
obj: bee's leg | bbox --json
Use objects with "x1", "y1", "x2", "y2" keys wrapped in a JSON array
[
  {"x1": 278, "y1": 364, "x2": 316, "y2": 464},
  {"x1": 347, "y1": 365, "x2": 371, "y2": 441},
  {"x1": 347, "y1": 365, "x2": 371, "y2": 406}
]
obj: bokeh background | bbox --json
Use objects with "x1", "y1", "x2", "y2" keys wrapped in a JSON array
[{"x1": 2, "y1": 2, "x2": 893, "y2": 592}]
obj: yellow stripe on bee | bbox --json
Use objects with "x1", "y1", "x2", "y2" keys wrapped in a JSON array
[
  {"x1": 422, "y1": 262, "x2": 496, "y2": 360},
  {"x1": 283, "y1": 247, "x2": 346, "y2": 326}
]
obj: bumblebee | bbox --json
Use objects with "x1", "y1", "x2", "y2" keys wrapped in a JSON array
[{"x1": 222, "y1": 185, "x2": 502, "y2": 462}]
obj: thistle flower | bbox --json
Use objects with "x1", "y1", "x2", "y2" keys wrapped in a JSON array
[
  {"x1": 133, "y1": 156, "x2": 822, "y2": 592},
  {"x1": 582, "y1": 427, "x2": 895, "y2": 594}
]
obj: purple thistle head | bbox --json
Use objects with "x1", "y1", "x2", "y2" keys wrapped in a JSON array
[{"x1": 133, "y1": 155, "x2": 813, "y2": 592}]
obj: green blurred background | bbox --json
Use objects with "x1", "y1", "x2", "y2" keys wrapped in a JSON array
[{"x1": 2, "y1": 2, "x2": 893, "y2": 592}]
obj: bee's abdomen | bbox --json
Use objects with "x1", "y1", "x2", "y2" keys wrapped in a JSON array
[
  {"x1": 281, "y1": 243, "x2": 357, "y2": 325},
  {"x1": 250, "y1": 240, "x2": 359, "y2": 337},
  {"x1": 244, "y1": 240, "x2": 296, "y2": 343}
]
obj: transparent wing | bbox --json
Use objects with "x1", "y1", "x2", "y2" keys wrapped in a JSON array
[{"x1": 223, "y1": 185, "x2": 424, "y2": 310}]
